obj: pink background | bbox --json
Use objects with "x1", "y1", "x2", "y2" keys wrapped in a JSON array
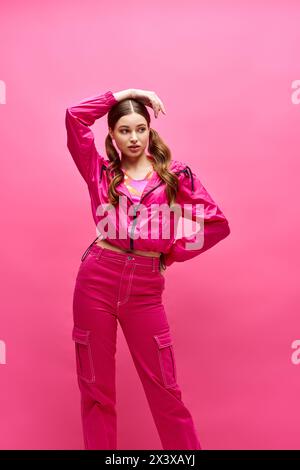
[{"x1": 1, "y1": 0, "x2": 300, "y2": 450}]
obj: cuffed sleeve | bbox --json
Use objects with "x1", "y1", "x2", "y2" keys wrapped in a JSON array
[
  {"x1": 65, "y1": 90, "x2": 118, "y2": 184},
  {"x1": 164, "y1": 167, "x2": 230, "y2": 267}
]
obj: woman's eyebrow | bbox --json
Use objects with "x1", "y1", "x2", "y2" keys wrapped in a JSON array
[{"x1": 118, "y1": 124, "x2": 146, "y2": 129}]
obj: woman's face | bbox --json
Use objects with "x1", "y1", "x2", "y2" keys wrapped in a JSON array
[{"x1": 109, "y1": 113, "x2": 150, "y2": 159}]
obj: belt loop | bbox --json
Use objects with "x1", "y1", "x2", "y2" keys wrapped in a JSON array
[{"x1": 152, "y1": 257, "x2": 155, "y2": 272}]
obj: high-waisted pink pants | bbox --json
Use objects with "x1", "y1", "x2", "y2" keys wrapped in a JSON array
[{"x1": 72, "y1": 242, "x2": 202, "y2": 450}]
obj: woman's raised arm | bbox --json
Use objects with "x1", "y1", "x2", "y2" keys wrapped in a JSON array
[{"x1": 65, "y1": 90, "x2": 119, "y2": 184}]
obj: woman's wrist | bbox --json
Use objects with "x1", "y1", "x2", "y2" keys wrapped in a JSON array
[{"x1": 112, "y1": 89, "x2": 133, "y2": 102}]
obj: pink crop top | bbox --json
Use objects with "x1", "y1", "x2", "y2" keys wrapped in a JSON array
[{"x1": 121, "y1": 167, "x2": 154, "y2": 204}]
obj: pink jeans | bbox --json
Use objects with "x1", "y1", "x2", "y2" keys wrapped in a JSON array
[{"x1": 72, "y1": 242, "x2": 202, "y2": 450}]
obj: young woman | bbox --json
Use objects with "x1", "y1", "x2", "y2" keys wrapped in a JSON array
[{"x1": 65, "y1": 88, "x2": 230, "y2": 450}]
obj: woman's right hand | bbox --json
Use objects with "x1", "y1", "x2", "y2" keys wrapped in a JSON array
[{"x1": 131, "y1": 89, "x2": 167, "y2": 119}]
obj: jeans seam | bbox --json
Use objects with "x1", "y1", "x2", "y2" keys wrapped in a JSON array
[
  {"x1": 118, "y1": 264, "x2": 136, "y2": 306},
  {"x1": 116, "y1": 262, "x2": 129, "y2": 309}
]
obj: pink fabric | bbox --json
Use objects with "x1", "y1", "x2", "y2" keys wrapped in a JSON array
[
  {"x1": 65, "y1": 91, "x2": 230, "y2": 267},
  {"x1": 72, "y1": 243, "x2": 202, "y2": 450},
  {"x1": 122, "y1": 168, "x2": 153, "y2": 204}
]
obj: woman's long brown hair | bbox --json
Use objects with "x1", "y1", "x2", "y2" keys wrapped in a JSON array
[{"x1": 104, "y1": 97, "x2": 180, "y2": 207}]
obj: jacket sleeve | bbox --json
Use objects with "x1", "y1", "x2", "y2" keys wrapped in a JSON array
[
  {"x1": 65, "y1": 90, "x2": 118, "y2": 184},
  {"x1": 163, "y1": 167, "x2": 230, "y2": 267}
]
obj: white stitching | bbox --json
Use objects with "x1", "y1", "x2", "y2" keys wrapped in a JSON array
[{"x1": 118, "y1": 264, "x2": 136, "y2": 306}]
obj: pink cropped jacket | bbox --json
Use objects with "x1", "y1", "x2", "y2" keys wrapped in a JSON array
[{"x1": 65, "y1": 90, "x2": 230, "y2": 267}]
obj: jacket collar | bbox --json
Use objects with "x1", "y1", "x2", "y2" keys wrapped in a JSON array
[
  {"x1": 100, "y1": 158, "x2": 193, "y2": 204},
  {"x1": 115, "y1": 166, "x2": 161, "y2": 204}
]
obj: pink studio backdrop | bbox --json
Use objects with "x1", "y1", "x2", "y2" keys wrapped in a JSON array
[{"x1": 0, "y1": 0, "x2": 300, "y2": 450}]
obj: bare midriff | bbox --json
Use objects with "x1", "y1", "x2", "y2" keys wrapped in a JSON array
[{"x1": 95, "y1": 238, "x2": 161, "y2": 258}]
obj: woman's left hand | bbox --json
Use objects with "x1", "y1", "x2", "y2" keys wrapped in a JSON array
[{"x1": 131, "y1": 89, "x2": 166, "y2": 119}]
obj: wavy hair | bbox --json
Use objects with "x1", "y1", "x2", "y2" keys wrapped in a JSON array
[{"x1": 104, "y1": 98, "x2": 180, "y2": 207}]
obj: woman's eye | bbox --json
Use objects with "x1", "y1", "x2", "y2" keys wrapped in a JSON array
[{"x1": 121, "y1": 128, "x2": 146, "y2": 134}]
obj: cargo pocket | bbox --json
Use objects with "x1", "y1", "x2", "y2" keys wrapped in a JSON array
[
  {"x1": 153, "y1": 330, "x2": 177, "y2": 388},
  {"x1": 72, "y1": 326, "x2": 95, "y2": 383}
]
